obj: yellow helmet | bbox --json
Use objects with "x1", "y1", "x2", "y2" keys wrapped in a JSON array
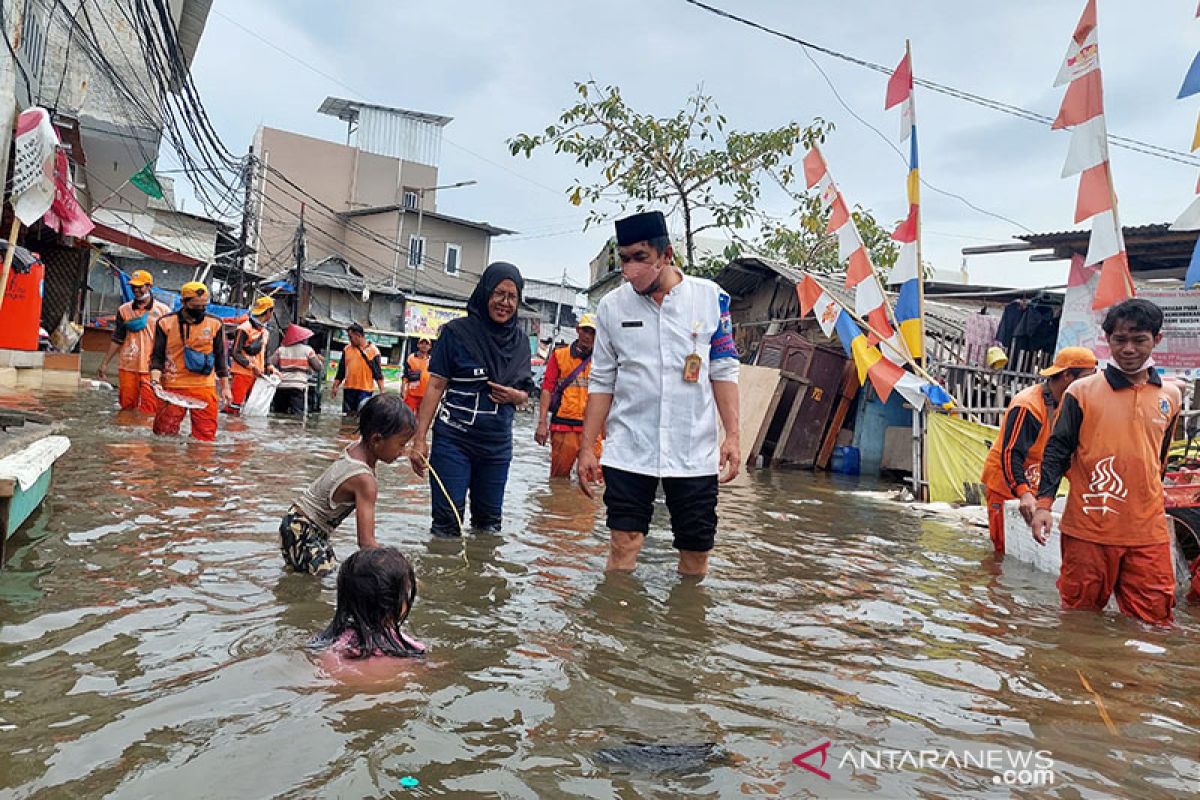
[
  {"x1": 180, "y1": 281, "x2": 208, "y2": 300},
  {"x1": 251, "y1": 296, "x2": 275, "y2": 316},
  {"x1": 577, "y1": 313, "x2": 598, "y2": 330}
]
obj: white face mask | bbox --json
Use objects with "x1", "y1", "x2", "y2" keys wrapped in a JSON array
[{"x1": 1116, "y1": 356, "x2": 1155, "y2": 375}]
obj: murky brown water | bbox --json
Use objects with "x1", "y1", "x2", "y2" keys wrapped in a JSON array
[{"x1": 0, "y1": 388, "x2": 1197, "y2": 798}]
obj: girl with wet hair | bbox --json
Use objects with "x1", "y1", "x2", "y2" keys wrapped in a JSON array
[
  {"x1": 312, "y1": 546, "x2": 425, "y2": 658},
  {"x1": 279, "y1": 393, "x2": 416, "y2": 576}
]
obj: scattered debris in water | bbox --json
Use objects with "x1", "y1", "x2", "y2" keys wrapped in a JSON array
[{"x1": 594, "y1": 742, "x2": 730, "y2": 773}]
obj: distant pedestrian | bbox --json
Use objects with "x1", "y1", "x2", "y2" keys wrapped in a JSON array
[
  {"x1": 270, "y1": 323, "x2": 324, "y2": 415},
  {"x1": 227, "y1": 296, "x2": 277, "y2": 414},
  {"x1": 535, "y1": 313, "x2": 601, "y2": 478},
  {"x1": 402, "y1": 337, "x2": 433, "y2": 414},
  {"x1": 1031, "y1": 299, "x2": 1182, "y2": 625},
  {"x1": 577, "y1": 211, "x2": 741, "y2": 577},
  {"x1": 96, "y1": 269, "x2": 170, "y2": 413},
  {"x1": 330, "y1": 323, "x2": 385, "y2": 414}
]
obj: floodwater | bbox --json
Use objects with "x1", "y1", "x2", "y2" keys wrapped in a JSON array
[{"x1": 0, "y1": 388, "x2": 1198, "y2": 799}]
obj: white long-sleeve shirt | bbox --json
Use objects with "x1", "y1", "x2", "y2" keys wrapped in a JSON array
[{"x1": 590, "y1": 272, "x2": 739, "y2": 478}]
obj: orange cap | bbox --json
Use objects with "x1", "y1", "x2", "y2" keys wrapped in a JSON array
[
  {"x1": 129, "y1": 269, "x2": 154, "y2": 287},
  {"x1": 1039, "y1": 346, "x2": 1098, "y2": 376}
]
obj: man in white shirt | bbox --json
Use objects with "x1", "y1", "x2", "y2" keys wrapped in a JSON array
[{"x1": 578, "y1": 211, "x2": 740, "y2": 576}]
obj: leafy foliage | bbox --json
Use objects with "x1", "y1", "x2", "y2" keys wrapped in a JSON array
[{"x1": 509, "y1": 81, "x2": 832, "y2": 273}]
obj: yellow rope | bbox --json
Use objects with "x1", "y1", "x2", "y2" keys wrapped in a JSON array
[{"x1": 412, "y1": 451, "x2": 464, "y2": 533}]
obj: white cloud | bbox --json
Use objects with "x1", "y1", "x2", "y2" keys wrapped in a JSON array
[{"x1": 187, "y1": 0, "x2": 1200, "y2": 288}]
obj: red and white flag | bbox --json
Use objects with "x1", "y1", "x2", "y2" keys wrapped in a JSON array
[{"x1": 1052, "y1": 0, "x2": 1133, "y2": 310}]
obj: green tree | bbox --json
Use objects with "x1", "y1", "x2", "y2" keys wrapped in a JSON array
[
  {"x1": 509, "y1": 81, "x2": 832, "y2": 272},
  {"x1": 756, "y1": 194, "x2": 899, "y2": 278}
]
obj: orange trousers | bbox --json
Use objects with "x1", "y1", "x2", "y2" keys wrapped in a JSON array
[
  {"x1": 405, "y1": 393, "x2": 423, "y2": 414},
  {"x1": 986, "y1": 490, "x2": 1008, "y2": 554},
  {"x1": 226, "y1": 372, "x2": 256, "y2": 414},
  {"x1": 117, "y1": 369, "x2": 160, "y2": 414},
  {"x1": 550, "y1": 430, "x2": 602, "y2": 478},
  {"x1": 1058, "y1": 533, "x2": 1175, "y2": 625},
  {"x1": 153, "y1": 385, "x2": 220, "y2": 441}
]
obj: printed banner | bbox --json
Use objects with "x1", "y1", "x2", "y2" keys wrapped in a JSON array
[
  {"x1": 11, "y1": 107, "x2": 58, "y2": 226},
  {"x1": 403, "y1": 301, "x2": 465, "y2": 339},
  {"x1": 1057, "y1": 282, "x2": 1200, "y2": 377}
]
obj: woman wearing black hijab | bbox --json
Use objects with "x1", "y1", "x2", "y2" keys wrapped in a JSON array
[{"x1": 410, "y1": 262, "x2": 534, "y2": 536}]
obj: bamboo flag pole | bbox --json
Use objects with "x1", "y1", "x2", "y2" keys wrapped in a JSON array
[
  {"x1": 908, "y1": 38, "x2": 928, "y2": 368},
  {"x1": 0, "y1": 216, "x2": 23, "y2": 314}
]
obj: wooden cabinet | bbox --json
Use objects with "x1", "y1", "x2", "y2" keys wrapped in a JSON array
[{"x1": 754, "y1": 333, "x2": 851, "y2": 468}]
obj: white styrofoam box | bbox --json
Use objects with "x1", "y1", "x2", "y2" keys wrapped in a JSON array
[
  {"x1": 1003, "y1": 499, "x2": 1063, "y2": 574},
  {"x1": 1004, "y1": 498, "x2": 1191, "y2": 593}
]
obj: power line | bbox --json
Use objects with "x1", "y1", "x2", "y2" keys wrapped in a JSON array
[
  {"x1": 680, "y1": 0, "x2": 1200, "y2": 168},
  {"x1": 208, "y1": 7, "x2": 588, "y2": 202}
]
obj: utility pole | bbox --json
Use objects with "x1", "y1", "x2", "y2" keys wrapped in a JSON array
[
  {"x1": 552, "y1": 267, "x2": 567, "y2": 342},
  {"x1": 292, "y1": 202, "x2": 305, "y2": 324},
  {"x1": 234, "y1": 146, "x2": 254, "y2": 307}
]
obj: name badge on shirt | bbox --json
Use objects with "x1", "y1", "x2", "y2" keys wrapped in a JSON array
[{"x1": 621, "y1": 320, "x2": 643, "y2": 328}]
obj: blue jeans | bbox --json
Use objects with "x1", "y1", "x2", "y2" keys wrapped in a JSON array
[{"x1": 428, "y1": 430, "x2": 512, "y2": 535}]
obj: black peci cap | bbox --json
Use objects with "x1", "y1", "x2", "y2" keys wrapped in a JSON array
[{"x1": 615, "y1": 211, "x2": 668, "y2": 247}]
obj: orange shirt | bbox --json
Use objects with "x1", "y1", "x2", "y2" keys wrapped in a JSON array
[
  {"x1": 543, "y1": 343, "x2": 593, "y2": 429},
  {"x1": 231, "y1": 321, "x2": 268, "y2": 378},
  {"x1": 981, "y1": 383, "x2": 1055, "y2": 500},
  {"x1": 153, "y1": 312, "x2": 228, "y2": 389},
  {"x1": 114, "y1": 299, "x2": 170, "y2": 373},
  {"x1": 1037, "y1": 367, "x2": 1181, "y2": 546},
  {"x1": 404, "y1": 352, "x2": 431, "y2": 400},
  {"x1": 341, "y1": 342, "x2": 382, "y2": 392}
]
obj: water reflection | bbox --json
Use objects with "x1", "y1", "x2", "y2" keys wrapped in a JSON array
[{"x1": 0, "y1": 389, "x2": 1196, "y2": 797}]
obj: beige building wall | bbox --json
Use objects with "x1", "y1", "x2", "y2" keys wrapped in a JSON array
[{"x1": 253, "y1": 126, "x2": 498, "y2": 297}]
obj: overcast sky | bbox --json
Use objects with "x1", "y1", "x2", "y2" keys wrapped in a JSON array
[{"x1": 186, "y1": 0, "x2": 1200, "y2": 290}]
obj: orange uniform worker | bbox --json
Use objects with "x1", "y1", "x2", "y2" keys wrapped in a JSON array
[
  {"x1": 1032, "y1": 300, "x2": 1182, "y2": 625},
  {"x1": 402, "y1": 337, "x2": 432, "y2": 414},
  {"x1": 535, "y1": 314, "x2": 602, "y2": 478},
  {"x1": 227, "y1": 296, "x2": 277, "y2": 414},
  {"x1": 329, "y1": 322, "x2": 385, "y2": 414},
  {"x1": 980, "y1": 347, "x2": 1097, "y2": 552},
  {"x1": 96, "y1": 270, "x2": 171, "y2": 413},
  {"x1": 148, "y1": 281, "x2": 233, "y2": 441}
]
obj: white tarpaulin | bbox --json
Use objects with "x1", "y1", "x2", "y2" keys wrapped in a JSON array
[
  {"x1": 11, "y1": 108, "x2": 58, "y2": 226},
  {"x1": 0, "y1": 435, "x2": 70, "y2": 491}
]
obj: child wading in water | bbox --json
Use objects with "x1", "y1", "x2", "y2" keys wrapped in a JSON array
[
  {"x1": 280, "y1": 393, "x2": 415, "y2": 575},
  {"x1": 312, "y1": 547, "x2": 425, "y2": 662}
]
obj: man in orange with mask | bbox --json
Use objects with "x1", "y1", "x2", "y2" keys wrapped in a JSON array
[
  {"x1": 1032, "y1": 299, "x2": 1182, "y2": 625},
  {"x1": 536, "y1": 313, "x2": 602, "y2": 478},
  {"x1": 980, "y1": 346, "x2": 1097, "y2": 553},
  {"x1": 227, "y1": 295, "x2": 277, "y2": 414},
  {"x1": 402, "y1": 337, "x2": 432, "y2": 414},
  {"x1": 97, "y1": 270, "x2": 171, "y2": 413},
  {"x1": 148, "y1": 281, "x2": 233, "y2": 441}
]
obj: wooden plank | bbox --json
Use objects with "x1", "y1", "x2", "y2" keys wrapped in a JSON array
[
  {"x1": 770, "y1": 378, "x2": 809, "y2": 466},
  {"x1": 734, "y1": 364, "x2": 784, "y2": 461},
  {"x1": 816, "y1": 362, "x2": 860, "y2": 469},
  {"x1": 747, "y1": 378, "x2": 788, "y2": 468}
]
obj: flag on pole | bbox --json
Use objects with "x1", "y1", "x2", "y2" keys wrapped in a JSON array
[
  {"x1": 885, "y1": 48, "x2": 924, "y2": 360},
  {"x1": 834, "y1": 310, "x2": 926, "y2": 408},
  {"x1": 130, "y1": 162, "x2": 165, "y2": 199},
  {"x1": 1172, "y1": 10, "x2": 1200, "y2": 288},
  {"x1": 803, "y1": 145, "x2": 910, "y2": 365},
  {"x1": 1053, "y1": 0, "x2": 1134, "y2": 309}
]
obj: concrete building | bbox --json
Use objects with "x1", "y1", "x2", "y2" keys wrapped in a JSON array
[
  {"x1": 524, "y1": 276, "x2": 586, "y2": 344},
  {"x1": 251, "y1": 98, "x2": 513, "y2": 304}
]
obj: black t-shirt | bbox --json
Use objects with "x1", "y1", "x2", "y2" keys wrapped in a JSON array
[{"x1": 428, "y1": 324, "x2": 515, "y2": 445}]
